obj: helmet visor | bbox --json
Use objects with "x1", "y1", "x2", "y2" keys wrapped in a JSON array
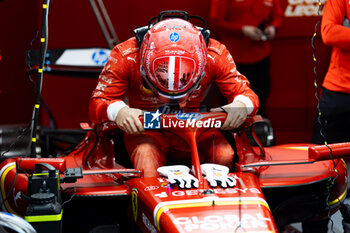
[{"x1": 153, "y1": 56, "x2": 197, "y2": 93}]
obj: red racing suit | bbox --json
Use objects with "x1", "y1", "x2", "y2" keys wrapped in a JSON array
[
  {"x1": 209, "y1": 0, "x2": 283, "y2": 64},
  {"x1": 321, "y1": 0, "x2": 350, "y2": 93},
  {"x1": 89, "y1": 37, "x2": 259, "y2": 177}
]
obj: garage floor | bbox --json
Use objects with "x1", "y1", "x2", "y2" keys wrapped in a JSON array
[{"x1": 283, "y1": 191, "x2": 350, "y2": 233}]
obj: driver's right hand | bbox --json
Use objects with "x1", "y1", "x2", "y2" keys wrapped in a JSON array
[{"x1": 116, "y1": 106, "x2": 144, "y2": 134}]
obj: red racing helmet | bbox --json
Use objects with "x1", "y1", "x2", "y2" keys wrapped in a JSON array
[{"x1": 140, "y1": 18, "x2": 207, "y2": 104}]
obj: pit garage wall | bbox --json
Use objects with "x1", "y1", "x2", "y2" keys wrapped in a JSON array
[
  {"x1": 0, "y1": 0, "x2": 40, "y2": 125},
  {"x1": 0, "y1": 0, "x2": 331, "y2": 144},
  {"x1": 268, "y1": 0, "x2": 331, "y2": 144}
]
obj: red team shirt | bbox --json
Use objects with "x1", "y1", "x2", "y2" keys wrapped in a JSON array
[
  {"x1": 321, "y1": 0, "x2": 350, "y2": 93},
  {"x1": 89, "y1": 37, "x2": 259, "y2": 123},
  {"x1": 210, "y1": 0, "x2": 283, "y2": 64}
]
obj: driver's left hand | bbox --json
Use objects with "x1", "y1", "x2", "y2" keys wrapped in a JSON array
[{"x1": 210, "y1": 100, "x2": 247, "y2": 130}]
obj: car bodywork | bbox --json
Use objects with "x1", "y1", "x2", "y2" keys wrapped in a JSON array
[{"x1": 0, "y1": 112, "x2": 348, "y2": 233}]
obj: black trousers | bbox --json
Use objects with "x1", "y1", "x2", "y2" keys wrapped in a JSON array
[
  {"x1": 312, "y1": 87, "x2": 350, "y2": 144},
  {"x1": 236, "y1": 57, "x2": 271, "y2": 117}
]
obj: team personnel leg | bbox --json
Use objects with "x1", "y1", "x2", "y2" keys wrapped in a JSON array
[
  {"x1": 312, "y1": 88, "x2": 350, "y2": 144},
  {"x1": 311, "y1": 88, "x2": 350, "y2": 233}
]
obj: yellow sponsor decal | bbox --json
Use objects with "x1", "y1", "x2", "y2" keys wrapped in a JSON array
[{"x1": 131, "y1": 190, "x2": 138, "y2": 222}]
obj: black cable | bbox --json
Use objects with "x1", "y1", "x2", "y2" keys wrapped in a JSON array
[
  {"x1": 250, "y1": 123, "x2": 265, "y2": 157},
  {"x1": 61, "y1": 187, "x2": 76, "y2": 207},
  {"x1": 26, "y1": 31, "x2": 39, "y2": 92},
  {"x1": 0, "y1": 123, "x2": 31, "y2": 210},
  {"x1": 312, "y1": 0, "x2": 325, "y2": 143},
  {"x1": 0, "y1": 0, "x2": 52, "y2": 212},
  {"x1": 26, "y1": 34, "x2": 58, "y2": 130},
  {"x1": 30, "y1": 0, "x2": 51, "y2": 157},
  {"x1": 0, "y1": 125, "x2": 31, "y2": 162},
  {"x1": 311, "y1": 1, "x2": 338, "y2": 232},
  {"x1": 84, "y1": 125, "x2": 98, "y2": 166},
  {"x1": 0, "y1": 32, "x2": 39, "y2": 163}
]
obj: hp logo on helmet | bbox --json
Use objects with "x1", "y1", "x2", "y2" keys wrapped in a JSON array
[{"x1": 169, "y1": 32, "x2": 180, "y2": 42}]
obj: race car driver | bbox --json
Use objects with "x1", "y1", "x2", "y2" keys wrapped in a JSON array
[{"x1": 89, "y1": 16, "x2": 259, "y2": 179}]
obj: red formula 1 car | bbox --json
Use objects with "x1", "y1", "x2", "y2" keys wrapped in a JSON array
[{"x1": 0, "y1": 112, "x2": 349, "y2": 233}]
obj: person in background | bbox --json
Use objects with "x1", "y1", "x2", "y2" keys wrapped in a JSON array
[
  {"x1": 311, "y1": 0, "x2": 350, "y2": 230},
  {"x1": 312, "y1": 0, "x2": 350, "y2": 232},
  {"x1": 209, "y1": 0, "x2": 283, "y2": 117},
  {"x1": 312, "y1": 0, "x2": 350, "y2": 145}
]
